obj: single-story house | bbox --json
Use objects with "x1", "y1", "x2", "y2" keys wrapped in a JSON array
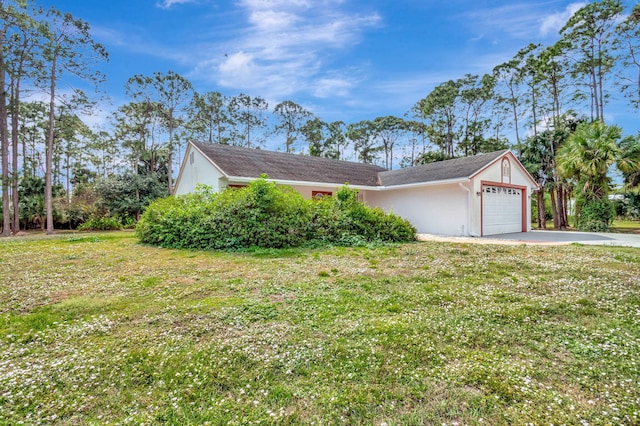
[{"x1": 174, "y1": 141, "x2": 539, "y2": 237}]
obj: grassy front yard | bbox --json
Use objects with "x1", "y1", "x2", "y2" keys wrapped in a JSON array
[
  {"x1": 1, "y1": 232, "x2": 639, "y2": 424},
  {"x1": 532, "y1": 219, "x2": 640, "y2": 233}
]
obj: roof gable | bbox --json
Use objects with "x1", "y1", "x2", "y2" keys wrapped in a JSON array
[
  {"x1": 378, "y1": 150, "x2": 508, "y2": 187},
  {"x1": 191, "y1": 141, "x2": 385, "y2": 186}
]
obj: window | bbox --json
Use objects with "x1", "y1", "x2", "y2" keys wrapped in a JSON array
[
  {"x1": 312, "y1": 190, "x2": 332, "y2": 199},
  {"x1": 189, "y1": 152, "x2": 195, "y2": 165},
  {"x1": 228, "y1": 184, "x2": 246, "y2": 189},
  {"x1": 501, "y1": 158, "x2": 511, "y2": 183}
]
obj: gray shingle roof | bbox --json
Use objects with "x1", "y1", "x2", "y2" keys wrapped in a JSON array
[
  {"x1": 191, "y1": 142, "x2": 510, "y2": 188},
  {"x1": 192, "y1": 141, "x2": 385, "y2": 186},
  {"x1": 378, "y1": 150, "x2": 508, "y2": 187}
]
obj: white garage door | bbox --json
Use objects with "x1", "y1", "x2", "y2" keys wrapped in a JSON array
[{"x1": 482, "y1": 185, "x2": 523, "y2": 235}]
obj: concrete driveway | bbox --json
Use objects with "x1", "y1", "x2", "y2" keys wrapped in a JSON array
[{"x1": 483, "y1": 230, "x2": 640, "y2": 248}]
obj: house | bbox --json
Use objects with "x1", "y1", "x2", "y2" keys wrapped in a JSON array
[{"x1": 174, "y1": 141, "x2": 539, "y2": 237}]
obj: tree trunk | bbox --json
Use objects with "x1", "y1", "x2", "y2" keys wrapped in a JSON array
[
  {"x1": 550, "y1": 188, "x2": 559, "y2": 230},
  {"x1": 563, "y1": 188, "x2": 570, "y2": 228},
  {"x1": 11, "y1": 81, "x2": 20, "y2": 233},
  {"x1": 556, "y1": 185, "x2": 566, "y2": 230},
  {"x1": 167, "y1": 123, "x2": 174, "y2": 195},
  {"x1": 65, "y1": 149, "x2": 70, "y2": 201},
  {"x1": 537, "y1": 188, "x2": 546, "y2": 229},
  {"x1": 167, "y1": 150, "x2": 173, "y2": 195},
  {"x1": 0, "y1": 22, "x2": 10, "y2": 237},
  {"x1": 510, "y1": 85, "x2": 521, "y2": 158},
  {"x1": 45, "y1": 55, "x2": 58, "y2": 235}
]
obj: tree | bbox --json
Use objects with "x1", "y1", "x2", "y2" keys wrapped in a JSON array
[
  {"x1": 86, "y1": 129, "x2": 118, "y2": 178},
  {"x1": 346, "y1": 120, "x2": 382, "y2": 165},
  {"x1": 614, "y1": 4, "x2": 640, "y2": 110},
  {"x1": 187, "y1": 91, "x2": 232, "y2": 144},
  {"x1": 413, "y1": 150, "x2": 452, "y2": 165},
  {"x1": 18, "y1": 101, "x2": 48, "y2": 176},
  {"x1": 95, "y1": 171, "x2": 168, "y2": 222},
  {"x1": 618, "y1": 133, "x2": 640, "y2": 189},
  {"x1": 113, "y1": 101, "x2": 167, "y2": 176},
  {"x1": 493, "y1": 44, "x2": 539, "y2": 157},
  {"x1": 273, "y1": 100, "x2": 311, "y2": 153},
  {"x1": 125, "y1": 71, "x2": 193, "y2": 195},
  {"x1": 40, "y1": 8, "x2": 107, "y2": 234},
  {"x1": 536, "y1": 42, "x2": 571, "y2": 128},
  {"x1": 416, "y1": 79, "x2": 461, "y2": 157},
  {"x1": 1, "y1": 1, "x2": 42, "y2": 234},
  {"x1": 371, "y1": 116, "x2": 406, "y2": 170},
  {"x1": 228, "y1": 93, "x2": 268, "y2": 148},
  {"x1": 559, "y1": 121, "x2": 629, "y2": 198},
  {"x1": 560, "y1": 0, "x2": 623, "y2": 122},
  {"x1": 0, "y1": 0, "x2": 11, "y2": 235},
  {"x1": 325, "y1": 121, "x2": 348, "y2": 160},
  {"x1": 457, "y1": 74, "x2": 496, "y2": 156},
  {"x1": 301, "y1": 117, "x2": 326, "y2": 157},
  {"x1": 522, "y1": 132, "x2": 555, "y2": 229},
  {"x1": 401, "y1": 107, "x2": 430, "y2": 167},
  {"x1": 558, "y1": 121, "x2": 640, "y2": 230}
]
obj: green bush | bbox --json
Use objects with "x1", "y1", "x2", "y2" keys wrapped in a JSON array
[
  {"x1": 577, "y1": 198, "x2": 614, "y2": 232},
  {"x1": 136, "y1": 179, "x2": 313, "y2": 250},
  {"x1": 136, "y1": 179, "x2": 416, "y2": 250},
  {"x1": 78, "y1": 216, "x2": 123, "y2": 231},
  {"x1": 310, "y1": 186, "x2": 415, "y2": 244}
]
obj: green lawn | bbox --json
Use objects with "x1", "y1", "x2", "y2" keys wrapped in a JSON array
[
  {"x1": 611, "y1": 219, "x2": 640, "y2": 233},
  {"x1": 532, "y1": 218, "x2": 640, "y2": 233},
  {"x1": 1, "y1": 232, "x2": 639, "y2": 425}
]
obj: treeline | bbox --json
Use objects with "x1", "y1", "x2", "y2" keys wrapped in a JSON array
[{"x1": 1, "y1": 0, "x2": 640, "y2": 235}]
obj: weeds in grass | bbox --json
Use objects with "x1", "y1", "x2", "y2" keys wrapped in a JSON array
[{"x1": 0, "y1": 232, "x2": 639, "y2": 424}]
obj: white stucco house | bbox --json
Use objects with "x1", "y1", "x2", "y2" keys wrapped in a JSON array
[{"x1": 174, "y1": 141, "x2": 539, "y2": 237}]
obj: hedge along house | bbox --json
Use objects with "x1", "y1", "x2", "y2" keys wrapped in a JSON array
[{"x1": 174, "y1": 141, "x2": 539, "y2": 237}]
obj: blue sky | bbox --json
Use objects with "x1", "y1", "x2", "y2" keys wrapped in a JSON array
[{"x1": 39, "y1": 0, "x2": 640, "y2": 143}]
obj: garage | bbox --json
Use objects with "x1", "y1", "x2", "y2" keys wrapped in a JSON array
[{"x1": 482, "y1": 184, "x2": 524, "y2": 235}]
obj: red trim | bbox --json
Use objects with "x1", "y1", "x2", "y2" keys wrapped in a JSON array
[
  {"x1": 470, "y1": 151, "x2": 538, "y2": 190},
  {"x1": 312, "y1": 190, "x2": 333, "y2": 198},
  {"x1": 480, "y1": 180, "x2": 527, "y2": 236}
]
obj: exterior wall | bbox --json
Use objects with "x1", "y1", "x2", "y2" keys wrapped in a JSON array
[
  {"x1": 288, "y1": 185, "x2": 344, "y2": 199},
  {"x1": 174, "y1": 146, "x2": 224, "y2": 196},
  {"x1": 365, "y1": 183, "x2": 470, "y2": 236},
  {"x1": 471, "y1": 155, "x2": 535, "y2": 235}
]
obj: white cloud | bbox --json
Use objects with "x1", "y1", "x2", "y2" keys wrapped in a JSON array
[
  {"x1": 248, "y1": 10, "x2": 300, "y2": 30},
  {"x1": 156, "y1": 0, "x2": 197, "y2": 9},
  {"x1": 312, "y1": 77, "x2": 354, "y2": 98},
  {"x1": 462, "y1": 2, "x2": 586, "y2": 41},
  {"x1": 218, "y1": 51, "x2": 256, "y2": 78},
  {"x1": 189, "y1": 0, "x2": 380, "y2": 100},
  {"x1": 539, "y1": 2, "x2": 587, "y2": 36}
]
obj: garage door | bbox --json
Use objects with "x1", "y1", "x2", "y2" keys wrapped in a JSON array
[{"x1": 482, "y1": 185, "x2": 523, "y2": 235}]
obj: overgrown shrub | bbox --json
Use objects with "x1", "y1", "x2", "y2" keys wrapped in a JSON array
[
  {"x1": 78, "y1": 216, "x2": 123, "y2": 231},
  {"x1": 136, "y1": 179, "x2": 416, "y2": 250},
  {"x1": 311, "y1": 186, "x2": 415, "y2": 244},
  {"x1": 95, "y1": 172, "x2": 169, "y2": 222},
  {"x1": 577, "y1": 198, "x2": 614, "y2": 232},
  {"x1": 136, "y1": 179, "x2": 313, "y2": 250}
]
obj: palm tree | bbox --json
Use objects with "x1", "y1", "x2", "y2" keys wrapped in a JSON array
[
  {"x1": 618, "y1": 134, "x2": 640, "y2": 190},
  {"x1": 558, "y1": 121, "x2": 640, "y2": 230},
  {"x1": 558, "y1": 121, "x2": 622, "y2": 199}
]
